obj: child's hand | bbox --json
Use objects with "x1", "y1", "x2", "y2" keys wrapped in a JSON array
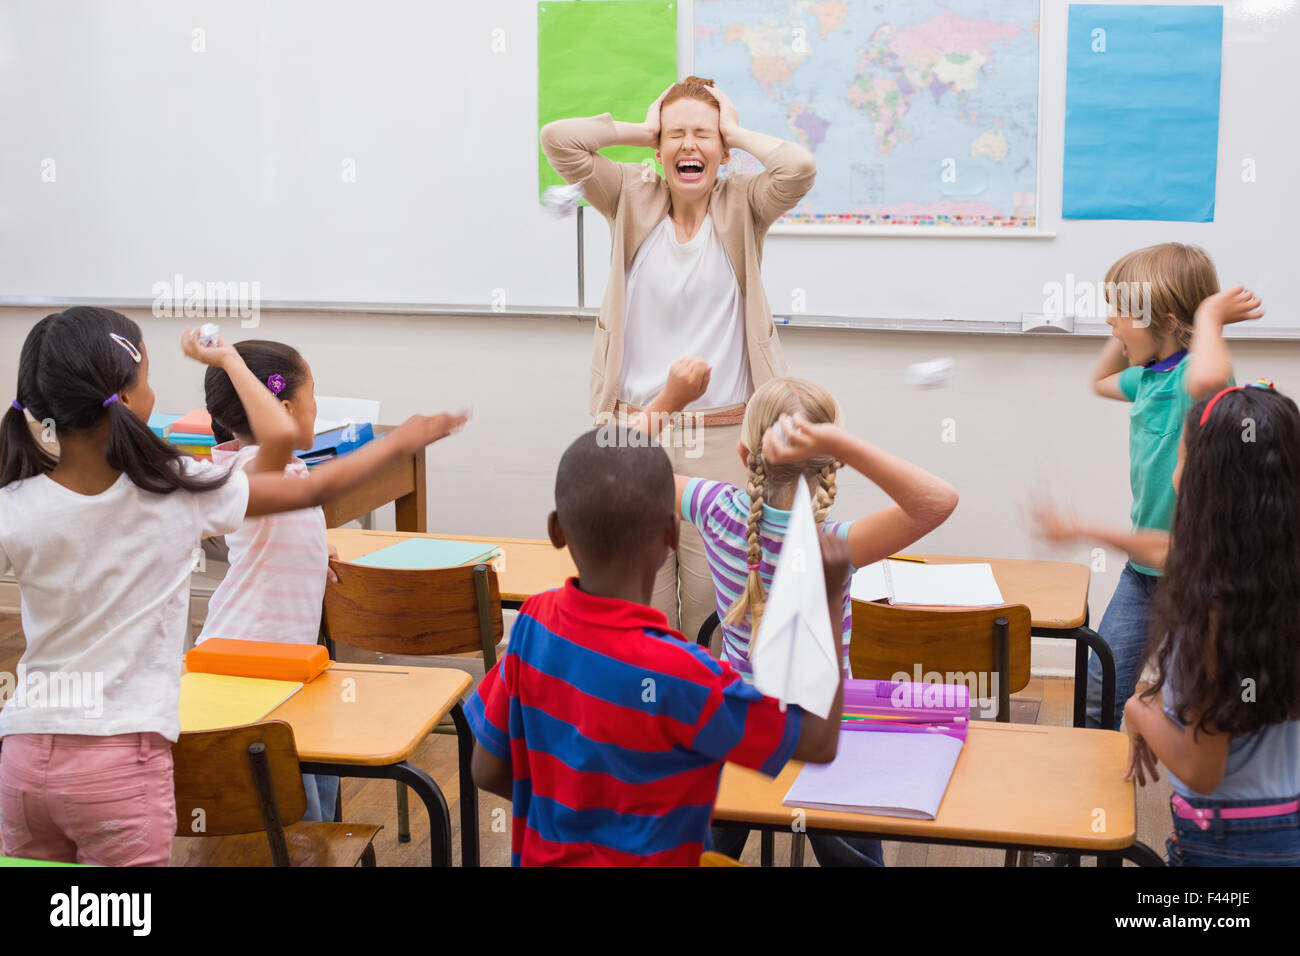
[
  {"x1": 1124, "y1": 725, "x2": 1160, "y2": 787},
  {"x1": 1030, "y1": 499, "x2": 1082, "y2": 544},
  {"x1": 1197, "y1": 286, "x2": 1264, "y2": 327},
  {"x1": 761, "y1": 413, "x2": 840, "y2": 465},
  {"x1": 819, "y1": 531, "x2": 852, "y2": 597},
  {"x1": 659, "y1": 357, "x2": 711, "y2": 412},
  {"x1": 700, "y1": 84, "x2": 741, "y2": 143},
  {"x1": 393, "y1": 410, "x2": 470, "y2": 452},
  {"x1": 180, "y1": 327, "x2": 239, "y2": 368},
  {"x1": 326, "y1": 544, "x2": 340, "y2": 584}
]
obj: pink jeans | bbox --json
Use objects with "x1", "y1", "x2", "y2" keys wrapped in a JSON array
[{"x1": 0, "y1": 733, "x2": 176, "y2": 866}]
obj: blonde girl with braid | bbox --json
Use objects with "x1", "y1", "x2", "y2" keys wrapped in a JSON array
[{"x1": 631, "y1": 366, "x2": 959, "y2": 865}]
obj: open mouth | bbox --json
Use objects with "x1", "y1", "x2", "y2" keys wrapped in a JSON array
[{"x1": 675, "y1": 158, "x2": 705, "y2": 182}]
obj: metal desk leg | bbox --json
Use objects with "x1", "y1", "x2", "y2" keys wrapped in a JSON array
[
  {"x1": 300, "y1": 759, "x2": 452, "y2": 867},
  {"x1": 760, "y1": 830, "x2": 775, "y2": 868},
  {"x1": 450, "y1": 702, "x2": 480, "y2": 867}
]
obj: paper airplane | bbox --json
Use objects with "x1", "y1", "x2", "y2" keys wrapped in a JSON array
[{"x1": 750, "y1": 475, "x2": 842, "y2": 719}]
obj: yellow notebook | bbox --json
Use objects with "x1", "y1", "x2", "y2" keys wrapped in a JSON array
[{"x1": 179, "y1": 672, "x2": 303, "y2": 732}]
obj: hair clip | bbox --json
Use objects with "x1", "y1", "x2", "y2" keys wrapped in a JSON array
[
  {"x1": 10, "y1": 399, "x2": 22, "y2": 412},
  {"x1": 102, "y1": 393, "x2": 121, "y2": 408},
  {"x1": 267, "y1": 374, "x2": 286, "y2": 395},
  {"x1": 747, "y1": 561, "x2": 762, "y2": 572},
  {"x1": 108, "y1": 333, "x2": 142, "y2": 364}
]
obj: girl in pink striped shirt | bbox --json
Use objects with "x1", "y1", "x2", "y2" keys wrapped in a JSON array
[{"x1": 198, "y1": 341, "x2": 338, "y2": 821}]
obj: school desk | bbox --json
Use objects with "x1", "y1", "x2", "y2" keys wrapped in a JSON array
[
  {"x1": 179, "y1": 662, "x2": 475, "y2": 867},
  {"x1": 895, "y1": 553, "x2": 1113, "y2": 730},
  {"x1": 713, "y1": 722, "x2": 1163, "y2": 867},
  {"x1": 320, "y1": 425, "x2": 427, "y2": 533},
  {"x1": 325, "y1": 528, "x2": 577, "y2": 609}
]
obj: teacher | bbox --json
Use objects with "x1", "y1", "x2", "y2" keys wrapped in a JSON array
[{"x1": 540, "y1": 75, "x2": 816, "y2": 643}]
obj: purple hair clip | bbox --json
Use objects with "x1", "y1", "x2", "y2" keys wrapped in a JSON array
[
  {"x1": 267, "y1": 374, "x2": 286, "y2": 395},
  {"x1": 10, "y1": 399, "x2": 22, "y2": 412},
  {"x1": 102, "y1": 393, "x2": 121, "y2": 408}
]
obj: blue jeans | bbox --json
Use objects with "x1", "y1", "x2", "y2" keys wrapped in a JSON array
[
  {"x1": 301, "y1": 773, "x2": 340, "y2": 823},
  {"x1": 1087, "y1": 562, "x2": 1159, "y2": 731},
  {"x1": 1166, "y1": 796, "x2": 1300, "y2": 866},
  {"x1": 711, "y1": 825, "x2": 884, "y2": 867}
]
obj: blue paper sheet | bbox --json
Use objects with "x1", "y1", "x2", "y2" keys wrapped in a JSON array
[
  {"x1": 1063, "y1": 4, "x2": 1223, "y2": 222},
  {"x1": 350, "y1": 538, "x2": 501, "y2": 571}
]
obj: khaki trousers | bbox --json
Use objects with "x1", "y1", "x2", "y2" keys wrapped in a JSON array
[{"x1": 652, "y1": 420, "x2": 748, "y2": 645}]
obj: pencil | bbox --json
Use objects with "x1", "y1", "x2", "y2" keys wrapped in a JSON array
[{"x1": 887, "y1": 554, "x2": 926, "y2": 563}]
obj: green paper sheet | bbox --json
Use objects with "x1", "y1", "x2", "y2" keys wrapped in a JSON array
[
  {"x1": 351, "y1": 538, "x2": 502, "y2": 570},
  {"x1": 537, "y1": 0, "x2": 678, "y2": 198}
]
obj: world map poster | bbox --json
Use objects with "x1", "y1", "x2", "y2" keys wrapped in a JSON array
[{"x1": 694, "y1": 0, "x2": 1041, "y2": 229}]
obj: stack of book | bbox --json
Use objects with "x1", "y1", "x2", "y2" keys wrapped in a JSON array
[{"x1": 162, "y1": 408, "x2": 216, "y2": 459}]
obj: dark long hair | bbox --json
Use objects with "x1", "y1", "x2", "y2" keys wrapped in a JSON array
[
  {"x1": 1144, "y1": 387, "x2": 1300, "y2": 737},
  {"x1": 203, "y1": 340, "x2": 308, "y2": 444},
  {"x1": 0, "y1": 307, "x2": 230, "y2": 494}
]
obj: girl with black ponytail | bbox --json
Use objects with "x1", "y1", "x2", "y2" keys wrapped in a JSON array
[{"x1": 0, "y1": 308, "x2": 469, "y2": 865}]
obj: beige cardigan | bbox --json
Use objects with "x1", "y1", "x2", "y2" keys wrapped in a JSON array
[{"x1": 539, "y1": 114, "x2": 817, "y2": 417}]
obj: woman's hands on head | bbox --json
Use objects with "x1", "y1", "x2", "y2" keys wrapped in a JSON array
[
  {"x1": 700, "y1": 84, "x2": 741, "y2": 146},
  {"x1": 642, "y1": 84, "x2": 674, "y2": 143}
]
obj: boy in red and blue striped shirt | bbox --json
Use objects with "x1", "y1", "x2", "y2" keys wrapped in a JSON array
[{"x1": 467, "y1": 427, "x2": 847, "y2": 866}]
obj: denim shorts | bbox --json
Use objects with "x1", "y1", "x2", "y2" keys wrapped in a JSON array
[{"x1": 1166, "y1": 794, "x2": 1300, "y2": 867}]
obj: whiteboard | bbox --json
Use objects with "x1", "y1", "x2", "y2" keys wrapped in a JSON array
[
  {"x1": 2, "y1": 0, "x2": 1297, "y2": 332},
  {"x1": 0, "y1": 0, "x2": 577, "y2": 309}
]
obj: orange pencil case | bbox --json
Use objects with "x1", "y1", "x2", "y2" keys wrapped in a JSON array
[{"x1": 186, "y1": 639, "x2": 330, "y2": 683}]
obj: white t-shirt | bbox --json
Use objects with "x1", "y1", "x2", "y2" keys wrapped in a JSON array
[
  {"x1": 198, "y1": 443, "x2": 328, "y2": 646},
  {"x1": 0, "y1": 460, "x2": 249, "y2": 741},
  {"x1": 620, "y1": 214, "x2": 752, "y2": 410}
]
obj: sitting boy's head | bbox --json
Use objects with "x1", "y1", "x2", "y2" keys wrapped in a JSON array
[
  {"x1": 1105, "y1": 242, "x2": 1218, "y2": 366},
  {"x1": 548, "y1": 428, "x2": 678, "y2": 595}
]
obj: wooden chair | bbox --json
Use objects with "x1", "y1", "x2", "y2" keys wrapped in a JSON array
[
  {"x1": 170, "y1": 720, "x2": 380, "y2": 867},
  {"x1": 851, "y1": 600, "x2": 1033, "y2": 866},
  {"x1": 321, "y1": 558, "x2": 504, "y2": 865}
]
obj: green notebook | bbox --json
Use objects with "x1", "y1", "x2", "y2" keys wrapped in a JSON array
[
  {"x1": 0, "y1": 856, "x2": 87, "y2": 867},
  {"x1": 352, "y1": 538, "x2": 501, "y2": 570}
]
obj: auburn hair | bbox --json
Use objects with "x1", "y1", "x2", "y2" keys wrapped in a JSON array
[{"x1": 660, "y1": 75, "x2": 719, "y2": 114}]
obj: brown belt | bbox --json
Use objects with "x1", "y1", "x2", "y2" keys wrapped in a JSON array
[{"x1": 615, "y1": 400, "x2": 746, "y2": 428}]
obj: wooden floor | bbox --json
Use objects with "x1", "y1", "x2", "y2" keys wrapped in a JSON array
[{"x1": 0, "y1": 613, "x2": 1173, "y2": 866}]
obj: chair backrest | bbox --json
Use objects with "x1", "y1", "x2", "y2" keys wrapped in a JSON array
[
  {"x1": 323, "y1": 560, "x2": 505, "y2": 664},
  {"x1": 849, "y1": 601, "x2": 1033, "y2": 699},
  {"x1": 172, "y1": 720, "x2": 306, "y2": 864}
]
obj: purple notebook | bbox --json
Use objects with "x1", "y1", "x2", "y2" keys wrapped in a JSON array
[
  {"x1": 841, "y1": 678, "x2": 970, "y2": 741},
  {"x1": 783, "y1": 729, "x2": 964, "y2": 820}
]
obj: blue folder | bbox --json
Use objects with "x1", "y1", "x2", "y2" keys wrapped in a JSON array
[
  {"x1": 296, "y1": 422, "x2": 374, "y2": 466},
  {"x1": 351, "y1": 538, "x2": 501, "y2": 570}
]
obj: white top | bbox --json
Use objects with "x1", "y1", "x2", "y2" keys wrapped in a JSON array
[
  {"x1": 0, "y1": 461, "x2": 249, "y2": 741},
  {"x1": 198, "y1": 443, "x2": 328, "y2": 646},
  {"x1": 620, "y1": 214, "x2": 752, "y2": 410}
]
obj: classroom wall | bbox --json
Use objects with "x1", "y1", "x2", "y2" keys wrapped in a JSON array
[{"x1": 3, "y1": 306, "x2": 1295, "y2": 672}]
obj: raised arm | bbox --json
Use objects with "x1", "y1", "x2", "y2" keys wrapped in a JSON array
[
  {"x1": 1092, "y1": 337, "x2": 1131, "y2": 401},
  {"x1": 703, "y1": 85, "x2": 816, "y2": 229},
  {"x1": 790, "y1": 533, "x2": 850, "y2": 763},
  {"x1": 763, "y1": 415, "x2": 958, "y2": 569},
  {"x1": 181, "y1": 328, "x2": 296, "y2": 474},
  {"x1": 244, "y1": 412, "x2": 468, "y2": 517},
  {"x1": 625, "y1": 356, "x2": 712, "y2": 507},
  {"x1": 539, "y1": 86, "x2": 672, "y2": 220},
  {"x1": 1185, "y1": 286, "x2": 1264, "y2": 399},
  {"x1": 1030, "y1": 501, "x2": 1170, "y2": 571}
]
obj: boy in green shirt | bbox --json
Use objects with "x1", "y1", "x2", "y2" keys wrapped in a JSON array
[{"x1": 1034, "y1": 243, "x2": 1262, "y2": 729}]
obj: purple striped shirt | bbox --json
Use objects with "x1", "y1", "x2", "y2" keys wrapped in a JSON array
[{"x1": 682, "y1": 478, "x2": 853, "y2": 682}]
